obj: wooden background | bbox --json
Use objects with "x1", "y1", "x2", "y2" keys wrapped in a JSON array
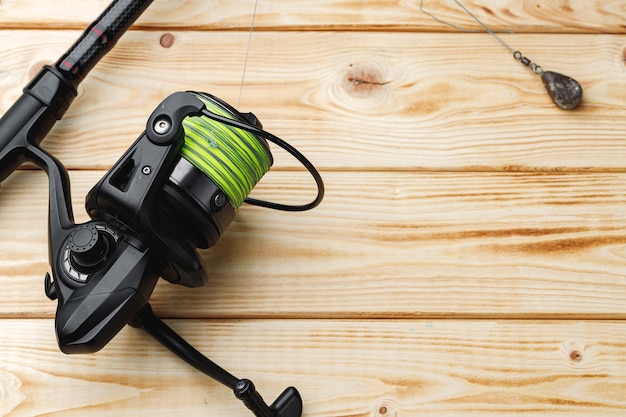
[{"x1": 1, "y1": 0, "x2": 626, "y2": 415}]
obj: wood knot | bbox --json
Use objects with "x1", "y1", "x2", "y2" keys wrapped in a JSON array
[
  {"x1": 562, "y1": 341, "x2": 586, "y2": 364},
  {"x1": 374, "y1": 400, "x2": 398, "y2": 417},
  {"x1": 570, "y1": 350, "x2": 583, "y2": 362},
  {"x1": 160, "y1": 33, "x2": 175, "y2": 48},
  {"x1": 343, "y1": 64, "x2": 388, "y2": 98}
]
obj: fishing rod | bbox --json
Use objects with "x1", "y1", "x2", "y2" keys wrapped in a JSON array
[{"x1": 0, "y1": 1, "x2": 323, "y2": 416}]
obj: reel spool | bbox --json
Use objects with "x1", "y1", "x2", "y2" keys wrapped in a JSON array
[{"x1": 180, "y1": 93, "x2": 273, "y2": 210}]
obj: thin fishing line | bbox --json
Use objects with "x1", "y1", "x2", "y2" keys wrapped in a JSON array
[
  {"x1": 237, "y1": 0, "x2": 260, "y2": 109},
  {"x1": 419, "y1": 0, "x2": 542, "y2": 73},
  {"x1": 419, "y1": 0, "x2": 513, "y2": 45},
  {"x1": 450, "y1": 0, "x2": 515, "y2": 53}
]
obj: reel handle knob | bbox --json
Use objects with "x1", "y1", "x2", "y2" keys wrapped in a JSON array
[
  {"x1": 235, "y1": 379, "x2": 303, "y2": 417},
  {"x1": 269, "y1": 387, "x2": 303, "y2": 417}
]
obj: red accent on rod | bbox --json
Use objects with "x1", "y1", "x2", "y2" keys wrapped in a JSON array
[
  {"x1": 92, "y1": 26, "x2": 113, "y2": 48},
  {"x1": 60, "y1": 60, "x2": 83, "y2": 79}
]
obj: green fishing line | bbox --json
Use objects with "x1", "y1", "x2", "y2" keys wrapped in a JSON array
[{"x1": 180, "y1": 94, "x2": 272, "y2": 209}]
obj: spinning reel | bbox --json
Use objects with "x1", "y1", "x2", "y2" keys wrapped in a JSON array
[
  {"x1": 47, "y1": 90, "x2": 323, "y2": 351},
  {"x1": 46, "y1": 90, "x2": 322, "y2": 417},
  {"x1": 0, "y1": 1, "x2": 323, "y2": 416}
]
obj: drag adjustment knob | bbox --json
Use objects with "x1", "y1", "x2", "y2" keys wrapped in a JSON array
[{"x1": 68, "y1": 224, "x2": 110, "y2": 271}]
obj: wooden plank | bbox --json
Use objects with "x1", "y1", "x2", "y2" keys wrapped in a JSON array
[
  {"x1": 1, "y1": 319, "x2": 625, "y2": 416},
  {"x1": 2, "y1": 170, "x2": 626, "y2": 319},
  {"x1": 0, "y1": 0, "x2": 624, "y2": 33},
  {"x1": 0, "y1": 31, "x2": 624, "y2": 171},
  {"x1": 0, "y1": 2, "x2": 623, "y2": 417}
]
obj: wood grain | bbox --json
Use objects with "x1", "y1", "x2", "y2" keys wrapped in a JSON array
[
  {"x1": 0, "y1": 31, "x2": 624, "y2": 171},
  {"x1": 2, "y1": 170, "x2": 626, "y2": 319},
  {"x1": 1, "y1": 1, "x2": 625, "y2": 416},
  {"x1": 0, "y1": 0, "x2": 624, "y2": 33},
  {"x1": 1, "y1": 319, "x2": 625, "y2": 416}
]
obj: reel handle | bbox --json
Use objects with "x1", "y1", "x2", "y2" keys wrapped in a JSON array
[{"x1": 132, "y1": 304, "x2": 304, "y2": 417}]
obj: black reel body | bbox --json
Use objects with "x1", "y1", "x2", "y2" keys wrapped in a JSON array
[
  {"x1": 84, "y1": 92, "x2": 241, "y2": 290},
  {"x1": 47, "y1": 92, "x2": 270, "y2": 352}
]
